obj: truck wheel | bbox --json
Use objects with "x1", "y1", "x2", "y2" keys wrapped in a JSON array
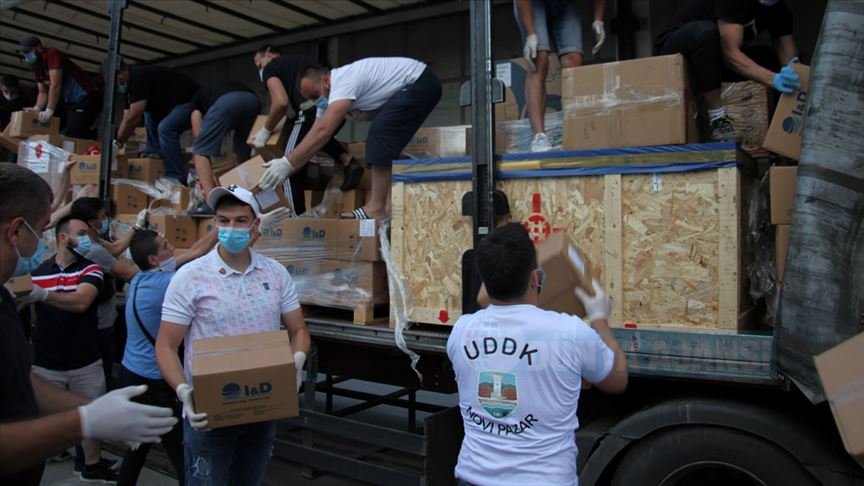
[{"x1": 610, "y1": 426, "x2": 819, "y2": 486}]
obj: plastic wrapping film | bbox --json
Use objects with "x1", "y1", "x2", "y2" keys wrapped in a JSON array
[
  {"x1": 720, "y1": 81, "x2": 770, "y2": 146},
  {"x1": 746, "y1": 172, "x2": 780, "y2": 325},
  {"x1": 496, "y1": 111, "x2": 563, "y2": 153},
  {"x1": 17, "y1": 138, "x2": 69, "y2": 189}
]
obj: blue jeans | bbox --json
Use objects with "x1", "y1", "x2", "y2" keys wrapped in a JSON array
[
  {"x1": 143, "y1": 103, "x2": 193, "y2": 182},
  {"x1": 514, "y1": 0, "x2": 583, "y2": 55},
  {"x1": 184, "y1": 420, "x2": 277, "y2": 486},
  {"x1": 192, "y1": 91, "x2": 260, "y2": 160}
]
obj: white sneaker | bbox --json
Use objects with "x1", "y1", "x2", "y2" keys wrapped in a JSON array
[{"x1": 530, "y1": 132, "x2": 552, "y2": 152}]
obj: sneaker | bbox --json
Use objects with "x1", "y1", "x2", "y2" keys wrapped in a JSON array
[
  {"x1": 74, "y1": 458, "x2": 119, "y2": 474},
  {"x1": 530, "y1": 132, "x2": 553, "y2": 152},
  {"x1": 710, "y1": 116, "x2": 738, "y2": 142},
  {"x1": 340, "y1": 157, "x2": 365, "y2": 192},
  {"x1": 188, "y1": 201, "x2": 215, "y2": 217},
  {"x1": 80, "y1": 462, "x2": 120, "y2": 483},
  {"x1": 48, "y1": 449, "x2": 73, "y2": 462}
]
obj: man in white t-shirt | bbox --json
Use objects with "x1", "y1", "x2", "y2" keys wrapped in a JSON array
[
  {"x1": 154, "y1": 185, "x2": 311, "y2": 485},
  {"x1": 447, "y1": 223, "x2": 628, "y2": 486},
  {"x1": 257, "y1": 57, "x2": 442, "y2": 220}
]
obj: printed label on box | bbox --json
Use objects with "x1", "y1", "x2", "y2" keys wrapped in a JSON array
[
  {"x1": 496, "y1": 62, "x2": 512, "y2": 87},
  {"x1": 359, "y1": 219, "x2": 375, "y2": 237},
  {"x1": 255, "y1": 189, "x2": 279, "y2": 210}
]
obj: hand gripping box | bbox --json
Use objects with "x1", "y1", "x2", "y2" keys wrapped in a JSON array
[{"x1": 192, "y1": 331, "x2": 298, "y2": 429}]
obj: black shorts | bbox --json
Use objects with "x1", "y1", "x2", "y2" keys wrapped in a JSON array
[{"x1": 366, "y1": 68, "x2": 442, "y2": 167}]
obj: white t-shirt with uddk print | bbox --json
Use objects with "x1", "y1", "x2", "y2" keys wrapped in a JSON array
[{"x1": 446, "y1": 304, "x2": 615, "y2": 486}]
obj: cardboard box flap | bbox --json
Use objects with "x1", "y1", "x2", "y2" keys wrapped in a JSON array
[
  {"x1": 192, "y1": 331, "x2": 294, "y2": 375},
  {"x1": 814, "y1": 333, "x2": 864, "y2": 461}
]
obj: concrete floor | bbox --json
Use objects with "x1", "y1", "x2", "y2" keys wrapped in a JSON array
[{"x1": 40, "y1": 378, "x2": 459, "y2": 485}]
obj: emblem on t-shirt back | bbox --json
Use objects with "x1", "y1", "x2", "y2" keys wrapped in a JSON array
[{"x1": 477, "y1": 371, "x2": 517, "y2": 418}]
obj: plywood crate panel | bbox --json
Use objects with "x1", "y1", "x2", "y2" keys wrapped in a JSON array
[{"x1": 391, "y1": 143, "x2": 742, "y2": 329}]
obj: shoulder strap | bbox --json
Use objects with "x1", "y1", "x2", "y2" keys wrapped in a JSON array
[{"x1": 130, "y1": 281, "x2": 157, "y2": 347}]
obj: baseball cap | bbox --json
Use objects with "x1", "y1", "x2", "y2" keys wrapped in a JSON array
[
  {"x1": 17, "y1": 35, "x2": 41, "y2": 52},
  {"x1": 208, "y1": 185, "x2": 261, "y2": 217}
]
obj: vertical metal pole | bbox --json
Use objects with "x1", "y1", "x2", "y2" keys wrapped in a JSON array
[
  {"x1": 98, "y1": 0, "x2": 126, "y2": 202},
  {"x1": 469, "y1": 0, "x2": 496, "y2": 247},
  {"x1": 301, "y1": 344, "x2": 319, "y2": 479},
  {"x1": 408, "y1": 389, "x2": 417, "y2": 432}
]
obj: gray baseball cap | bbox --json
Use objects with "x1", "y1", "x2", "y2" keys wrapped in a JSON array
[{"x1": 17, "y1": 35, "x2": 41, "y2": 52}]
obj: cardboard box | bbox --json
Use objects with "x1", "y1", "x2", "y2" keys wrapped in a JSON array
[
  {"x1": 403, "y1": 126, "x2": 470, "y2": 158},
  {"x1": 338, "y1": 219, "x2": 381, "y2": 262},
  {"x1": 495, "y1": 55, "x2": 562, "y2": 121},
  {"x1": 246, "y1": 115, "x2": 288, "y2": 160},
  {"x1": 340, "y1": 190, "x2": 365, "y2": 213},
  {"x1": 775, "y1": 225, "x2": 790, "y2": 283},
  {"x1": 478, "y1": 232, "x2": 593, "y2": 318},
  {"x1": 197, "y1": 217, "x2": 216, "y2": 238},
  {"x1": 6, "y1": 111, "x2": 60, "y2": 138},
  {"x1": 112, "y1": 183, "x2": 149, "y2": 214},
  {"x1": 129, "y1": 126, "x2": 147, "y2": 144},
  {"x1": 256, "y1": 218, "x2": 343, "y2": 258},
  {"x1": 5, "y1": 274, "x2": 32, "y2": 297},
  {"x1": 147, "y1": 214, "x2": 197, "y2": 249},
  {"x1": 151, "y1": 186, "x2": 191, "y2": 212},
  {"x1": 18, "y1": 138, "x2": 67, "y2": 188},
  {"x1": 562, "y1": 54, "x2": 695, "y2": 150},
  {"x1": 814, "y1": 332, "x2": 864, "y2": 464},
  {"x1": 28, "y1": 133, "x2": 64, "y2": 147},
  {"x1": 68, "y1": 155, "x2": 101, "y2": 186},
  {"x1": 62, "y1": 137, "x2": 101, "y2": 155},
  {"x1": 770, "y1": 166, "x2": 798, "y2": 224},
  {"x1": 316, "y1": 260, "x2": 388, "y2": 304},
  {"x1": 720, "y1": 81, "x2": 770, "y2": 146},
  {"x1": 218, "y1": 156, "x2": 291, "y2": 214},
  {"x1": 127, "y1": 158, "x2": 165, "y2": 184},
  {"x1": 763, "y1": 64, "x2": 810, "y2": 160},
  {"x1": 191, "y1": 331, "x2": 298, "y2": 429}
]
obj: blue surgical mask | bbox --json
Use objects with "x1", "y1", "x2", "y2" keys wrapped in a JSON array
[
  {"x1": 118, "y1": 82, "x2": 128, "y2": 94},
  {"x1": 314, "y1": 96, "x2": 328, "y2": 112},
  {"x1": 13, "y1": 221, "x2": 46, "y2": 276},
  {"x1": 72, "y1": 235, "x2": 92, "y2": 256},
  {"x1": 217, "y1": 226, "x2": 251, "y2": 254},
  {"x1": 23, "y1": 51, "x2": 38, "y2": 64}
]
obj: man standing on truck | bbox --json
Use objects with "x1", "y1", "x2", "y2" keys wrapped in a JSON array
[
  {"x1": 653, "y1": 0, "x2": 802, "y2": 141},
  {"x1": 155, "y1": 185, "x2": 311, "y2": 485},
  {"x1": 447, "y1": 223, "x2": 628, "y2": 485}
]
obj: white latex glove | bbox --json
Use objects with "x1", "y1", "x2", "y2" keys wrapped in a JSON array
[
  {"x1": 259, "y1": 207, "x2": 293, "y2": 228},
  {"x1": 258, "y1": 157, "x2": 294, "y2": 190},
  {"x1": 37, "y1": 108, "x2": 54, "y2": 123},
  {"x1": 135, "y1": 209, "x2": 148, "y2": 230},
  {"x1": 294, "y1": 351, "x2": 307, "y2": 392},
  {"x1": 79, "y1": 385, "x2": 177, "y2": 443},
  {"x1": 17, "y1": 284, "x2": 48, "y2": 305},
  {"x1": 591, "y1": 21, "x2": 606, "y2": 55},
  {"x1": 574, "y1": 278, "x2": 612, "y2": 322},
  {"x1": 523, "y1": 33, "x2": 538, "y2": 72},
  {"x1": 176, "y1": 383, "x2": 209, "y2": 430},
  {"x1": 251, "y1": 127, "x2": 272, "y2": 149}
]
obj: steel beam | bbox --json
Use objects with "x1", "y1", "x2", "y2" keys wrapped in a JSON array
[
  {"x1": 273, "y1": 440, "x2": 421, "y2": 486},
  {"x1": 283, "y1": 410, "x2": 426, "y2": 454},
  {"x1": 127, "y1": 0, "x2": 240, "y2": 41},
  {"x1": 187, "y1": 0, "x2": 283, "y2": 33},
  {"x1": 98, "y1": 0, "x2": 125, "y2": 203},
  {"x1": 0, "y1": 21, "x2": 146, "y2": 62},
  {"x1": 266, "y1": 0, "x2": 331, "y2": 24}
]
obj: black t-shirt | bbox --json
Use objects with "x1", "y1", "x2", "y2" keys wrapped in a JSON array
[
  {"x1": 262, "y1": 55, "x2": 316, "y2": 111},
  {"x1": 190, "y1": 80, "x2": 255, "y2": 116},
  {"x1": 660, "y1": 0, "x2": 793, "y2": 42},
  {"x1": 127, "y1": 65, "x2": 200, "y2": 119},
  {"x1": 0, "y1": 287, "x2": 45, "y2": 485},
  {"x1": 31, "y1": 255, "x2": 103, "y2": 371}
]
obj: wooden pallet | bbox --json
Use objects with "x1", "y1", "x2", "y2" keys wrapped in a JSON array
[{"x1": 301, "y1": 301, "x2": 390, "y2": 325}]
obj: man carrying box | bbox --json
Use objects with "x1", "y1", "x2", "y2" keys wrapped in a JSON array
[
  {"x1": 653, "y1": 0, "x2": 802, "y2": 142},
  {"x1": 447, "y1": 223, "x2": 627, "y2": 485},
  {"x1": 155, "y1": 185, "x2": 310, "y2": 485},
  {"x1": 259, "y1": 57, "x2": 442, "y2": 220},
  {"x1": 189, "y1": 80, "x2": 261, "y2": 216},
  {"x1": 16, "y1": 36, "x2": 102, "y2": 139}
]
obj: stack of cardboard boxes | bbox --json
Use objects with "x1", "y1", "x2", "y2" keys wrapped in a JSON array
[{"x1": 770, "y1": 166, "x2": 797, "y2": 284}]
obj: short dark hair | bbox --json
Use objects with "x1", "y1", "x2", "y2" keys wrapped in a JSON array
[
  {"x1": 0, "y1": 74, "x2": 19, "y2": 89},
  {"x1": 214, "y1": 194, "x2": 254, "y2": 217},
  {"x1": 54, "y1": 215, "x2": 80, "y2": 241},
  {"x1": 299, "y1": 64, "x2": 328, "y2": 81},
  {"x1": 476, "y1": 223, "x2": 537, "y2": 301},
  {"x1": 0, "y1": 164, "x2": 52, "y2": 226},
  {"x1": 71, "y1": 197, "x2": 104, "y2": 223},
  {"x1": 256, "y1": 44, "x2": 280, "y2": 55},
  {"x1": 130, "y1": 230, "x2": 160, "y2": 271}
]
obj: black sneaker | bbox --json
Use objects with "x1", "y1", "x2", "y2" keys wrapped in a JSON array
[
  {"x1": 75, "y1": 457, "x2": 119, "y2": 474},
  {"x1": 188, "y1": 201, "x2": 215, "y2": 217},
  {"x1": 710, "y1": 116, "x2": 738, "y2": 142},
  {"x1": 80, "y1": 461, "x2": 120, "y2": 483},
  {"x1": 340, "y1": 157, "x2": 365, "y2": 192}
]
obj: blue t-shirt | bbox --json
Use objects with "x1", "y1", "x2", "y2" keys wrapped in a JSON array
[{"x1": 122, "y1": 270, "x2": 174, "y2": 379}]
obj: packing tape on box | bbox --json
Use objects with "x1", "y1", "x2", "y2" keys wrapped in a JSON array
[{"x1": 191, "y1": 340, "x2": 290, "y2": 359}]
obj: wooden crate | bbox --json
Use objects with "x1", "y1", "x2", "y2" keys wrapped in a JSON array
[{"x1": 390, "y1": 143, "x2": 742, "y2": 329}]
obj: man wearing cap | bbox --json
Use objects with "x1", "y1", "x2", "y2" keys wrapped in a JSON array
[
  {"x1": 108, "y1": 59, "x2": 200, "y2": 184},
  {"x1": 17, "y1": 35, "x2": 102, "y2": 139},
  {"x1": 155, "y1": 185, "x2": 311, "y2": 485}
]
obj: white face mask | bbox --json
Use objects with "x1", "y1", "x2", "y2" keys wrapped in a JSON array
[{"x1": 158, "y1": 255, "x2": 177, "y2": 272}]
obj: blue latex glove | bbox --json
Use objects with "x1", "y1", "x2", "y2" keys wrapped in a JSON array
[{"x1": 772, "y1": 57, "x2": 801, "y2": 94}]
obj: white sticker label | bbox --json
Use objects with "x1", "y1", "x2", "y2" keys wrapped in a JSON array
[
  {"x1": 359, "y1": 219, "x2": 375, "y2": 237},
  {"x1": 651, "y1": 174, "x2": 662, "y2": 192},
  {"x1": 255, "y1": 189, "x2": 279, "y2": 209},
  {"x1": 568, "y1": 244, "x2": 586, "y2": 275},
  {"x1": 495, "y1": 62, "x2": 512, "y2": 87}
]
